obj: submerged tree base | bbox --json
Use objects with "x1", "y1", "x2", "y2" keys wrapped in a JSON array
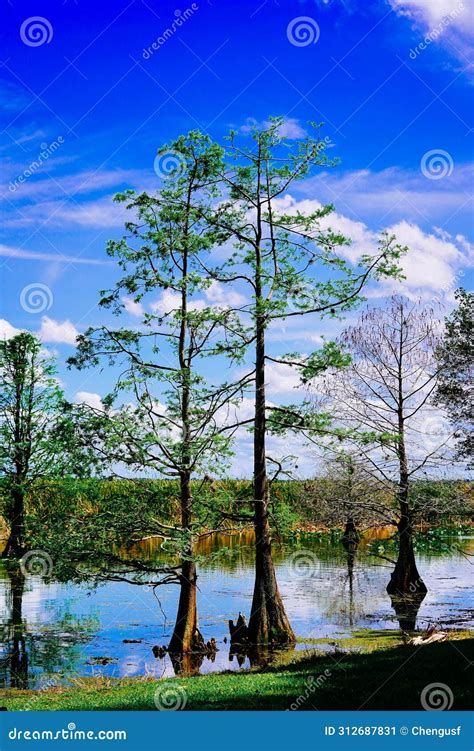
[
  {"x1": 230, "y1": 607, "x2": 296, "y2": 648},
  {"x1": 386, "y1": 558, "x2": 427, "y2": 598}
]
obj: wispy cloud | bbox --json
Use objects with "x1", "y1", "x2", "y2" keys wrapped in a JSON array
[
  {"x1": 388, "y1": 0, "x2": 474, "y2": 74},
  {"x1": 296, "y1": 163, "x2": 474, "y2": 225},
  {"x1": 0, "y1": 244, "x2": 111, "y2": 266}
]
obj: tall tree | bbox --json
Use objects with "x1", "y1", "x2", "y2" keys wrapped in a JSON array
[
  {"x1": 0, "y1": 333, "x2": 78, "y2": 559},
  {"x1": 317, "y1": 297, "x2": 450, "y2": 596},
  {"x1": 201, "y1": 119, "x2": 404, "y2": 644},
  {"x1": 69, "y1": 132, "x2": 249, "y2": 655},
  {"x1": 435, "y1": 288, "x2": 473, "y2": 467}
]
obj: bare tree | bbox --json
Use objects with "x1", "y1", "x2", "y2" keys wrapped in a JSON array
[
  {"x1": 307, "y1": 449, "x2": 391, "y2": 534},
  {"x1": 315, "y1": 297, "x2": 454, "y2": 596}
]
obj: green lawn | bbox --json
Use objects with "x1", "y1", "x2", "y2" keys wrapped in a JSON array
[{"x1": 1, "y1": 636, "x2": 472, "y2": 711}]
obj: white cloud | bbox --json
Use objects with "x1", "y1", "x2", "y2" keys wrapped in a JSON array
[
  {"x1": 297, "y1": 164, "x2": 474, "y2": 225},
  {"x1": 363, "y1": 221, "x2": 472, "y2": 300},
  {"x1": 75, "y1": 391, "x2": 104, "y2": 410},
  {"x1": 0, "y1": 319, "x2": 22, "y2": 339},
  {"x1": 389, "y1": 220, "x2": 470, "y2": 288},
  {"x1": 269, "y1": 193, "x2": 473, "y2": 300},
  {"x1": 45, "y1": 197, "x2": 127, "y2": 229},
  {"x1": 388, "y1": 0, "x2": 473, "y2": 32},
  {"x1": 150, "y1": 290, "x2": 206, "y2": 316},
  {"x1": 388, "y1": 0, "x2": 473, "y2": 71},
  {"x1": 240, "y1": 117, "x2": 308, "y2": 139},
  {"x1": 3, "y1": 167, "x2": 146, "y2": 201},
  {"x1": 204, "y1": 280, "x2": 246, "y2": 307},
  {"x1": 38, "y1": 316, "x2": 79, "y2": 345},
  {"x1": 272, "y1": 193, "x2": 376, "y2": 264},
  {"x1": 275, "y1": 118, "x2": 309, "y2": 139},
  {"x1": 2, "y1": 167, "x2": 153, "y2": 230},
  {"x1": 122, "y1": 296, "x2": 144, "y2": 317},
  {"x1": 266, "y1": 360, "x2": 303, "y2": 395},
  {"x1": 150, "y1": 282, "x2": 246, "y2": 316}
]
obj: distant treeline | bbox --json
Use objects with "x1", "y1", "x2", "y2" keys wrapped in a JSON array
[{"x1": 1, "y1": 478, "x2": 472, "y2": 541}]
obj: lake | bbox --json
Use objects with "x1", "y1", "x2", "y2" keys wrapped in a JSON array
[{"x1": 1, "y1": 529, "x2": 473, "y2": 689}]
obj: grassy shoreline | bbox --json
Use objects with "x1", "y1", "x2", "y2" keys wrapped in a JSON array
[{"x1": 2, "y1": 633, "x2": 472, "y2": 712}]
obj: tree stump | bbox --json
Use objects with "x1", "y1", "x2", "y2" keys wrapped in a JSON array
[{"x1": 228, "y1": 612, "x2": 249, "y2": 644}]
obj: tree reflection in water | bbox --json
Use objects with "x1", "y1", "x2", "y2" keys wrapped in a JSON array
[
  {"x1": 0, "y1": 563, "x2": 97, "y2": 690},
  {"x1": 389, "y1": 592, "x2": 427, "y2": 631}
]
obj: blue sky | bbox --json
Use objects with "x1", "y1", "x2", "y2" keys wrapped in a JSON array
[{"x1": 1, "y1": 0, "x2": 473, "y2": 475}]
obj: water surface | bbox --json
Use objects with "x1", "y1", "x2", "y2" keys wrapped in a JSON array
[{"x1": 1, "y1": 530, "x2": 472, "y2": 688}]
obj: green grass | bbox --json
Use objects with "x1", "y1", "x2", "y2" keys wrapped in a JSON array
[
  {"x1": 1, "y1": 635, "x2": 472, "y2": 711},
  {"x1": 297, "y1": 628, "x2": 406, "y2": 651}
]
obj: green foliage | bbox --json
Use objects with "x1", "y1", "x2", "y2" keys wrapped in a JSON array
[
  {"x1": 67, "y1": 131, "x2": 249, "y2": 487},
  {"x1": 0, "y1": 333, "x2": 95, "y2": 545},
  {"x1": 0, "y1": 334, "x2": 68, "y2": 484},
  {"x1": 436, "y1": 288, "x2": 473, "y2": 465}
]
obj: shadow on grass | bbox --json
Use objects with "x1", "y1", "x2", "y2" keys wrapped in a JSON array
[{"x1": 2, "y1": 639, "x2": 473, "y2": 711}]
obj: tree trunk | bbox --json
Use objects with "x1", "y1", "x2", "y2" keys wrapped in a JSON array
[
  {"x1": 168, "y1": 558, "x2": 205, "y2": 654},
  {"x1": 2, "y1": 485, "x2": 25, "y2": 559},
  {"x1": 389, "y1": 330, "x2": 427, "y2": 597},
  {"x1": 387, "y1": 510, "x2": 426, "y2": 595},
  {"x1": 168, "y1": 237, "x2": 206, "y2": 655},
  {"x1": 168, "y1": 472, "x2": 205, "y2": 654},
  {"x1": 247, "y1": 506, "x2": 295, "y2": 644},
  {"x1": 341, "y1": 516, "x2": 359, "y2": 549},
  {"x1": 247, "y1": 284, "x2": 294, "y2": 645}
]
